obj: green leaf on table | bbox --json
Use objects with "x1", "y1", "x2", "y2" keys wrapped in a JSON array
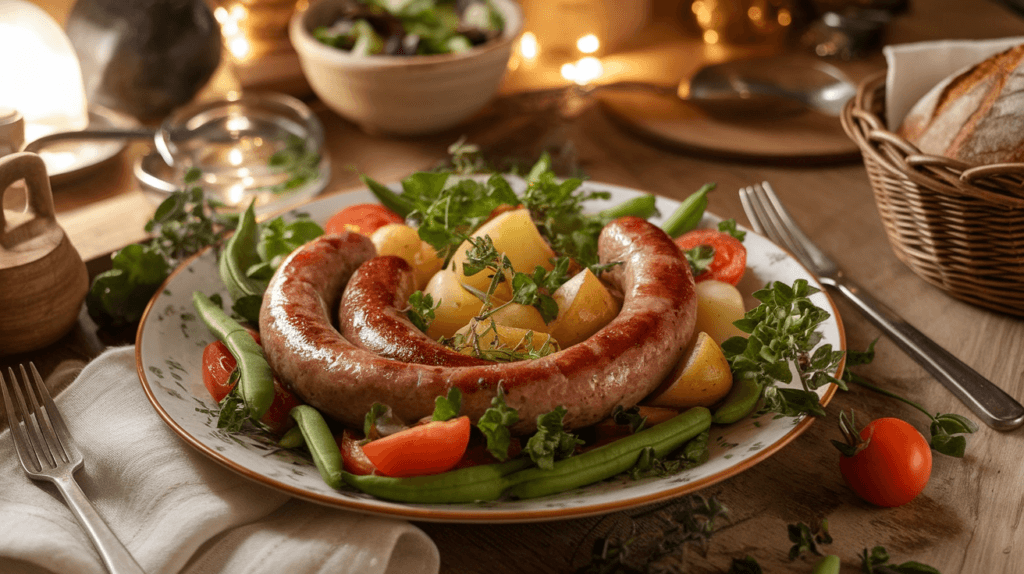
[{"x1": 860, "y1": 545, "x2": 941, "y2": 574}]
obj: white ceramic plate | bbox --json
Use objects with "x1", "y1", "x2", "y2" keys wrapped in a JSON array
[{"x1": 136, "y1": 179, "x2": 844, "y2": 523}]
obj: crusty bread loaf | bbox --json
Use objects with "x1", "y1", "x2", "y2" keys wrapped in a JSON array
[{"x1": 897, "y1": 44, "x2": 1024, "y2": 166}]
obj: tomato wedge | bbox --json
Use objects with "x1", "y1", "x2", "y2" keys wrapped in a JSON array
[
  {"x1": 360, "y1": 416, "x2": 472, "y2": 477},
  {"x1": 674, "y1": 229, "x2": 747, "y2": 286},
  {"x1": 336, "y1": 429, "x2": 377, "y2": 475},
  {"x1": 325, "y1": 203, "x2": 404, "y2": 236},
  {"x1": 201, "y1": 335, "x2": 302, "y2": 434}
]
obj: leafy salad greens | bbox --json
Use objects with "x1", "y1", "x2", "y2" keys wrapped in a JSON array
[{"x1": 313, "y1": 0, "x2": 504, "y2": 56}]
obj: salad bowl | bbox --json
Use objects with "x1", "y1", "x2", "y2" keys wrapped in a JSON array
[{"x1": 289, "y1": 0, "x2": 524, "y2": 136}]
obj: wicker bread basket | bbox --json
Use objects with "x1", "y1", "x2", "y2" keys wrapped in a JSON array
[{"x1": 841, "y1": 71, "x2": 1024, "y2": 317}]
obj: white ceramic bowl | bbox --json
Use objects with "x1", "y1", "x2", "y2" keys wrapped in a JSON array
[{"x1": 290, "y1": 0, "x2": 523, "y2": 136}]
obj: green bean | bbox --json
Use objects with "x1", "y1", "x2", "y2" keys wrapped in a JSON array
[
  {"x1": 661, "y1": 183, "x2": 715, "y2": 238},
  {"x1": 711, "y1": 379, "x2": 763, "y2": 425},
  {"x1": 278, "y1": 425, "x2": 305, "y2": 449},
  {"x1": 811, "y1": 555, "x2": 841, "y2": 574},
  {"x1": 342, "y1": 457, "x2": 533, "y2": 503},
  {"x1": 290, "y1": 405, "x2": 344, "y2": 489},
  {"x1": 218, "y1": 201, "x2": 266, "y2": 302},
  {"x1": 361, "y1": 175, "x2": 415, "y2": 218},
  {"x1": 504, "y1": 407, "x2": 712, "y2": 500},
  {"x1": 192, "y1": 291, "x2": 275, "y2": 420},
  {"x1": 599, "y1": 194, "x2": 658, "y2": 221}
]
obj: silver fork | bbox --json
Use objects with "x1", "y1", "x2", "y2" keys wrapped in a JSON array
[
  {"x1": 1, "y1": 363, "x2": 146, "y2": 574},
  {"x1": 739, "y1": 181, "x2": 1024, "y2": 431}
]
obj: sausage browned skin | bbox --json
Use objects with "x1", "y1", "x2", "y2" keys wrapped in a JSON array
[
  {"x1": 339, "y1": 255, "x2": 491, "y2": 366},
  {"x1": 259, "y1": 217, "x2": 696, "y2": 434}
]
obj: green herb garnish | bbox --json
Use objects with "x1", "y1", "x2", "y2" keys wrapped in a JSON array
[
  {"x1": 406, "y1": 290, "x2": 439, "y2": 333},
  {"x1": 431, "y1": 388, "x2": 462, "y2": 421},
  {"x1": 476, "y1": 385, "x2": 519, "y2": 461},
  {"x1": 523, "y1": 406, "x2": 584, "y2": 469},
  {"x1": 86, "y1": 172, "x2": 236, "y2": 327},
  {"x1": 722, "y1": 279, "x2": 846, "y2": 418}
]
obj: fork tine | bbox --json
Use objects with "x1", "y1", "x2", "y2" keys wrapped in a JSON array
[
  {"x1": 738, "y1": 187, "x2": 766, "y2": 235},
  {"x1": 24, "y1": 364, "x2": 72, "y2": 462},
  {"x1": 756, "y1": 182, "x2": 824, "y2": 261},
  {"x1": 5, "y1": 366, "x2": 46, "y2": 472},
  {"x1": 1, "y1": 368, "x2": 37, "y2": 472},
  {"x1": 18, "y1": 364, "x2": 61, "y2": 468},
  {"x1": 28, "y1": 362, "x2": 78, "y2": 463},
  {"x1": 746, "y1": 183, "x2": 818, "y2": 268}
]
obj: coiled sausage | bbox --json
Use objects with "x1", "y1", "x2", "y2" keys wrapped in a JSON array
[{"x1": 259, "y1": 217, "x2": 696, "y2": 434}]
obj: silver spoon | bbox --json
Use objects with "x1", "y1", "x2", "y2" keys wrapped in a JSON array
[{"x1": 566, "y1": 55, "x2": 857, "y2": 120}]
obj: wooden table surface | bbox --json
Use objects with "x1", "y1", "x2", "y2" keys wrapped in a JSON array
[{"x1": 6, "y1": 0, "x2": 1024, "y2": 572}]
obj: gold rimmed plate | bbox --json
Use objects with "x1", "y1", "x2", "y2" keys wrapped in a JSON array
[{"x1": 135, "y1": 179, "x2": 844, "y2": 523}]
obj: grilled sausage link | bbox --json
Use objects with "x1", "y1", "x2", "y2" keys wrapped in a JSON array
[
  {"x1": 259, "y1": 217, "x2": 696, "y2": 434},
  {"x1": 339, "y1": 255, "x2": 491, "y2": 366}
]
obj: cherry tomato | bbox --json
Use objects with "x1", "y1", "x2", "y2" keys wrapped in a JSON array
[
  {"x1": 674, "y1": 229, "x2": 747, "y2": 286},
  {"x1": 839, "y1": 417, "x2": 932, "y2": 507},
  {"x1": 335, "y1": 429, "x2": 377, "y2": 476},
  {"x1": 200, "y1": 335, "x2": 302, "y2": 435},
  {"x1": 325, "y1": 203, "x2": 404, "y2": 236},
  {"x1": 360, "y1": 416, "x2": 472, "y2": 477}
]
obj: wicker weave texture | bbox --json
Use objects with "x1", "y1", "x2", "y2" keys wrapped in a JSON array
[{"x1": 841, "y1": 72, "x2": 1024, "y2": 316}]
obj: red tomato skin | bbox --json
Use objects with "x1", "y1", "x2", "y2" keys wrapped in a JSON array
[
  {"x1": 674, "y1": 229, "x2": 747, "y2": 286},
  {"x1": 336, "y1": 430, "x2": 378, "y2": 475},
  {"x1": 361, "y1": 416, "x2": 472, "y2": 477},
  {"x1": 202, "y1": 340, "x2": 237, "y2": 403},
  {"x1": 200, "y1": 335, "x2": 301, "y2": 435},
  {"x1": 839, "y1": 418, "x2": 932, "y2": 507},
  {"x1": 324, "y1": 203, "x2": 404, "y2": 236}
]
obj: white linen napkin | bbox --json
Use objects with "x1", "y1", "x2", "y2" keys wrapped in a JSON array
[
  {"x1": 883, "y1": 36, "x2": 1024, "y2": 130},
  {"x1": 0, "y1": 346, "x2": 440, "y2": 574}
]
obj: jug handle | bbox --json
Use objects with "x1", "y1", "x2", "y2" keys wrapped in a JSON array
[{"x1": 0, "y1": 152, "x2": 58, "y2": 248}]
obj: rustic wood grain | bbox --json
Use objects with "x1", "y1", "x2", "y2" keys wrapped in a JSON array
[{"x1": 9, "y1": 0, "x2": 1024, "y2": 571}]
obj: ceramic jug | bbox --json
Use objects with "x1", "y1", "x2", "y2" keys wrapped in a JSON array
[{"x1": 0, "y1": 152, "x2": 89, "y2": 355}]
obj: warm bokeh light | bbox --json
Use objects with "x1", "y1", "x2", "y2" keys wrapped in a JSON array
[
  {"x1": 215, "y1": 4, "x2": 253, "y2": 61},
  {"x1": 703, "y1": 30, "x2": 720, "y2": 44},
  {"x1": 576, "y1": 34, "x2": 600, "y2": 54},
  {"x1": 561, "y1": 56, "x2": 604, "y2": 85},
  {"x1": 519, "y1": 31, "x2": 539, "y2": 60},
  {"x1": 778, "y1": 9, "x2": 792, "y2": 26}
]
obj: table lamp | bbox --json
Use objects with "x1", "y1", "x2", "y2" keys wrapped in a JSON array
[{"x1": 0, "y1": 0, "x2": 89, "y2": 150}]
